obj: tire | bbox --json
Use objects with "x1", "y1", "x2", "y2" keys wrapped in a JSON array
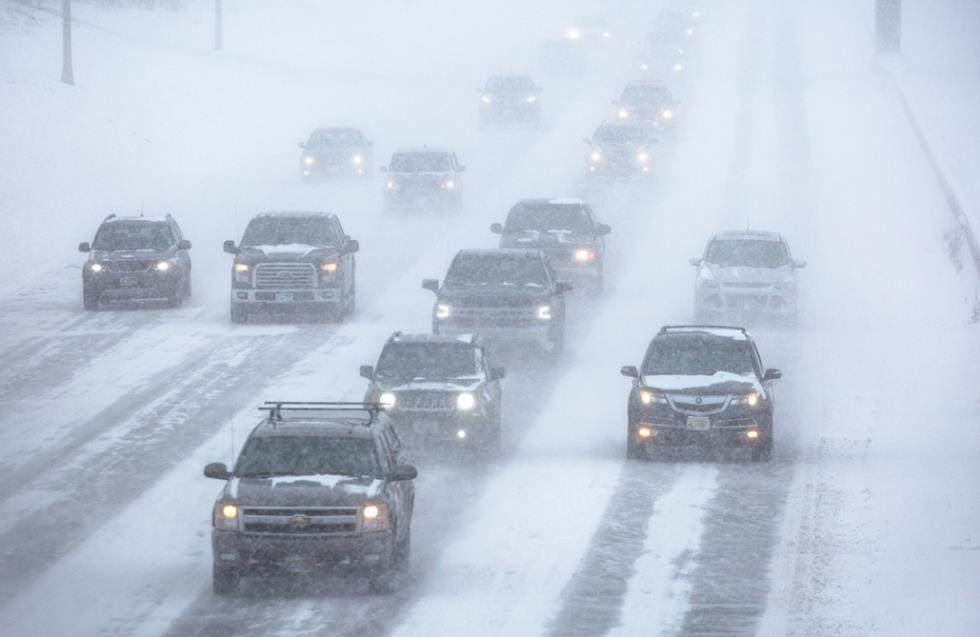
[
  {"x1": 230, "y1": 304, "x2": 248, "y2": 324},
  {"x1": 392, "y1": 526, "x2": 411, "y2": 571},
  {"x1": 166, "y1": 289, "x2": 183, "y2": 309},
  {"x1": 83, "y1": 286, "x2": 99, "y2": 311},
  {"x1": 212, "y1": 563, "x2": 240, "y2": 596}
]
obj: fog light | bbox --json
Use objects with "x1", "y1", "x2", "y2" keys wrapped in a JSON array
[
  {"x1": 638, "y1": 427, "x2": 653, "y2": 438},
  {"x1": 746, "y1": 429, "x2": 760, "y2": 440},
  {"x1": 456, "y1": 429, "x2": 467, "y2": 440}
]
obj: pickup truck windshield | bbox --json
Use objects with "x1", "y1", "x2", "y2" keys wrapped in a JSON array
[
  {"x1": 242, "y1": 218, "x2": 338, "y2": 247},
  {"x1": 236, "y1": 437, "x2": 378, "y2": 478},
  {"x1": 506, "y1": 203, "x2": 592, "y2": 234},
  {"x1": 445, "y1": 255, "x2": 549, "y2": 288}
]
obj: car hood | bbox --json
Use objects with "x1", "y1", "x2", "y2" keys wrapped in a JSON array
[
  {"x1": 240, "y1": 244, "x2": 338, "y2": 259},
  {"x1": 92, "y1": 248, "x2": 170, "y2": 261},
  {"x1": 641, "y1": 371, "x2": 761, "y2": 395},
  {"x1": 375, "y1": 377, "x2": 482, "y2": 391},
  {"x1": 500, "y1": 230, "x2": 593, "y2": 248},
  {"x1": 705, "y1": 264, "x2": 791, "y2": 285},
  {"x1": 440, "y1": 285, "x2": 553, "y2": 300},
  {"x1": 228, "y1": 474, "x2": 383, "y2": 507},
  {"x1": 596, "y1": 141, "x2": 645, "y2": 153}
]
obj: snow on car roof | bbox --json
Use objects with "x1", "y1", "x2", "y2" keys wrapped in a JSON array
[
  {"x1": 712, "y1": 230, "x2": 782, "y2": 241},
  {"x1": 106, "y1": 215, "x2": 170, "y2": 223},
  {"x1": 456, "y1": 248, "x2": 543, "y2": 258},
  {"x1": 390, "y1": 332, "x2": 477, "y2": 345},
  {"x1": 254, "y1": 211, "x2": 336, "y2": 219},
  {"x1": 547, "y1": 197, "x2": 586, "y2": 205},
  {"x1": 659, "y1": 326, "x2": 750, "y2": 340},
  {"x1": 394, "y1": 146, "x2": 453, "y2": 155}
]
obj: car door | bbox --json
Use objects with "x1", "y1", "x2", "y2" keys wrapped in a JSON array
[
  {"x1": 170, "y1": 219, "x2": 191, "y2": 272},
  {"x1": 376, "y1": 430, "x2": 411, "y2": 536},
  {"x1": 333, "y1": 217, "x2": 354, "y2": 298},
  {"x1": 478, "y1": 345, "x2": 502, "y2": 415}
]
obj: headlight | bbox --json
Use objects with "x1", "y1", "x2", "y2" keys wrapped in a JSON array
[
  {"x1": 442, "y1": 179, "x2": 456, "y2": 190},
  {"x1": 481, "y1": 95, "x2": 492, "y2": 103},
  {"x1": 639, "y1": 389, "x2": 668, "y2": 405},
  {"x1": 589, "y1": 151, "x2": 601, "y2": 163},
  {"x1": 435, "y1": 303, "x2": 451, "y2": 319},
  {"x1": 617, "y1": 108, "x2": 630, "y2": 119},
  {"x1": 537, "y1": 305, "x2": 552, "y2": 320},
  {"x1": 661, "y1": 109, "x2": 673, "y2": 119},
  {"x1": 362, "y1": 502, "x2": 389, "y2": 530},
  {"x1": 640, "y1": 63, "x2": 649, "y2": 71},
  {"x1": 733, "y1": 392, "x2": 761, "y2": 407},
  {"x1": 379, "y1": 392, "x2": 396, "y2": 409},
  {"x1": 673, "y1": 63, "x2": 683, "y2": 72},
  {"x1": 602, "y1": 31, "x2": 610, "y2": 39},
  {"x1": 213, "y1": 502, "x2": 239, "y2": 530},
  {"x1": 154, "y1": 260, "x2": 171, "y2": 272},
  {"x1": 303, "y1": 155, "x2": 315, "y2": 165},
  {"x1": 574, "y1": 248, "x2": 595, "y2": 263},
  {"x1": 321, "y1": 262, "x2": 338, "y2": 273},
  {"x1": 636, "y1": 151, "x2": 650, "y2": 163},
  {"x1": 234, "y1": 263, "x2": 250, "y2": 283},
  {"x1": 686, "y1": 27, "x2": 694, "y2": 36},
  {"x1": 386, "y1": 179, "x2": 397, "y2": 190},
  {"x1": 89, "y1": 263, "x2": 104, "y2": 273},
  {"x1": 526, "y1": 95, "x2": 537, "y2": 103},
  {"x1": 566, "y1": 28, "x2": 581, "y2": 40},
  {"x1": 351, "y1": 155, "x2": 363, "y2": 165},
  {"x1": 456, "y1": 392, "x2": 476, "y2": 411}
]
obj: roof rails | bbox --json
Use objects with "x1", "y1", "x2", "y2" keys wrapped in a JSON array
[
  {"x1": 658, "y1": 325, "x2": 747, "y2": 335},
  {"x1": 259, "y1": 401, "x2": 384, "y2": 425}
]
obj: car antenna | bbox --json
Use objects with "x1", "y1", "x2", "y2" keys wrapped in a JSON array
[
  {"x1": 745, "y1": 218, "x2": 751, "y2": 231},
  {"x1": 229, "y1": 412, "x2": 236, "y2": 466}
]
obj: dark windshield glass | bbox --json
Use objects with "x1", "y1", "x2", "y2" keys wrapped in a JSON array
[
  {"x1": 486, "y1": 76, "x2": 534, "y2": 92},
  {"x1": 377, "y1": 343, "x2": 477, "y2": 379},
  {"x1": 642, "y1": 337, "x2": 755, "y2": 376},
  {"x1": 594, "y1": 126, "x2": 647, "y2": 144},
  {"x1": 93, "y1": 222, "x2": 173, "y2": 251},
  {"x1": 390, "y1": 153, "x2": 450, "y2": 173},
  {"x1": 621, "y1": 86, "x2": 669, "y2": 105},
  {"x1": 242, "y1": 217, "x2": 338, "y2": 246},
  {"x1": 445, "y1": 255, "x2": 548, "y2": 288},
  {"x1": 506, "y1": 203, "x2": 592, "y2": 234},
  {"x1": 236, "y1": 436, "x2": 377, "y2": 478},
  {"x1": 705, "y1": 240, "x2": 789, "y2": 268},
  {"x1": 308, "y1": 129, "x2": 363, "y2": 146}
]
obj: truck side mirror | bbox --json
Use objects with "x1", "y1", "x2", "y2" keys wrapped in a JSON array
[
  {"x1": 346, "y1": 239, "x2": 360, "y2": 254},
  {"x1": 78, "y1": 242, "x2": 91, "y2": 252},
  {"x1": 386, "y1": 465, "x2": 418, "y2": 482},
  {"x1": 422, "y1": 279, "x2": 439, "y2": 293},
  {"x1": 490, "y1": 223, "x2": 504, "y2": 234},
  {"x1": 223, "y1": 240, "x2": 240, "y2": 255},
  {"x1": 296, "y1": 142, "x2": 305, "y2": 149},
  {"x1": 620, "y1": 365, "x2": 639, "y2": 378},
  {"x1": 596, "y1": 224, "x2": 611, "y2": 235},
  {"x1": 204, "y1": 462, "x2": 231, "y2": 480},
  {"x1": 763, "y1": 368, "x2": 782, "y2": 381},
  {"x1": 178, "y1": 239, "x2": 192, "y2": 250},
  {"x1": 359, "y1": 365, "x2": 375, "y2": 380},
  {"x1": 489, "y1": 367, "x2": 506, "y2": 381}
]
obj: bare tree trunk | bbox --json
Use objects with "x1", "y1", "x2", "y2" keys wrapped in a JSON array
[
  {"x1": 215, "y1": 0, "x2": 223, "y2": 51},
  {"x1": 61, "y1": 0, "x2": 74, "y2": 85},
  {"x1": 876, "y1": 0, "x2": 901, "y2": 54}
]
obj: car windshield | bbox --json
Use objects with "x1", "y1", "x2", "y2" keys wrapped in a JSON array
[
  {"x1": 241, "y1": 217, "x2": 338, "y2": 247},
  {"x1": 705, "y1": 239, "x2": 789, "y2": 268},
  {"x1": 621, "y1": 86, "x2": 669, "y2": 105},
  {"x1": 506, "y1": 203, "x2": 592, "y2": 234},
  {"x1": 444, "y1": 255, "x2": 549, "y2": 288},
  {"x1": 594, "y1": 125, "x2": 647, "y2": 144},
  {"x1": 308, "y1": 129, "x2": 363, "y2": 146},
  {"x1": 486, "y1": 76, "x2": 534, "y2": 92},
  {"x1": 390, "y1": 153, "x2": 450, "y2": 173},
  {"x1": 236, "y1": 436, "x2": 378, "y2": 479},
  {"x1": 93, "y1": 221, "x2": 173, "y2": 251},
  {"x1": 642, "y1": 337, "x2": 756, "y2": 376},
  {"x1": 377, "y1": 343, "x2": 478, "y2": 379}
]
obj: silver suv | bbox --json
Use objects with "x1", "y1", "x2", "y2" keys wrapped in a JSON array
[{"x1": 690, "y1": 230, "x2": 805, "y2": 320}]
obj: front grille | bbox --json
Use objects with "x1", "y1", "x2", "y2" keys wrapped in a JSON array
[
  {"x1": 450, "y1": 307, "x2": 539, "y2": 328},
  {"x1": 452, "y1": 296, "x2": 539, "y2": 309},
  {"x1": 722, "y1": 282, "x2": 771, "y2": 289},
  {"x1": 396, "y1": 391, "x2": 453, "y2": 412},
  {"x1": 255, "y1": 263, "x2": 316, "y2": 289},
  {"x1": 240, "y1": 506, "x2": 359, "y2": 536},
  {"x1": 108, "y1": 260, "x2": 153, "y2": 273},
  {"x1": 669, "y1": 395, "x2": 729, "y2": 415}
]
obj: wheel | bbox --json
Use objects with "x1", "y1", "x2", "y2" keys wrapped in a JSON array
[
  {"x1": 166, "y1": 290, "x2": 183, "y2": 308},
  {"x1": 212, "y1": 563, "x2": 240, "y2": 596},
  {"x1": 83, "y1": 285, "x2": 99, "y2": 311},
  {"x1": 392, "y1": 526, "x2": 411, "y2": 571},
  {"x1": 184, "y1": 275, "x2": 192, "y2": 300},
  {"x1": 230, "y1": 304, "x2": 248, "y2": 324}
]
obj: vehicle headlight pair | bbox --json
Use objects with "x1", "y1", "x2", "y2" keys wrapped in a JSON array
[
  {"x1": 574, "y1": 248, "x2": 596, "y2": 263},
  {"x1": 351, "y1": 155, "x2": 363, "y2": 165},
  {"x1": 303, "y1": 155, "x2": 315, "y2": 165},
  {"x1": 732, "y1": 392, "x2": 761, "y2": 407},
  {"x1": 213, "y1": 502, "x2": 240, "y2": 530},
  {"x1": 234, "y1": 262, "x2": 250, "y2": 283},
  {"x1": 639, "y1": 389, "x2": 668, "y2": 405}
]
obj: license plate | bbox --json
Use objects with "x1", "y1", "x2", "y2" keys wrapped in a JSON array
[
  {"x1": 284, "y1": 556, "x2": 314, "y2": 573},
  {"x1": 275, "y1": 292, "x2": 292, "y2": 302},
  {"x1": 687, "y1": 416, "x2": 710, "y2": 431},
  {"x1": 413, "y1": 421, "x2": 440, "y2": 435},
  {"x1": 119, "y1": 276, "x2": 138, "y2": 287}
]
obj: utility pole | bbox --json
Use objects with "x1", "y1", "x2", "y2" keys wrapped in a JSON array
[
  {"x1": 876, "y1": 0, "x2": 901, "y2": 54},
  {"x1": 61, "y1": 0, "x2": 74, "y2": 85},
  {"x1": 215, "y1": 0, "x2": 223, "y2": 51}
]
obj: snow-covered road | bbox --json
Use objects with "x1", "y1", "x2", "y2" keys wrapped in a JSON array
[{"x1": 0, "y1": 0, "x2": 977, "y2": 635}]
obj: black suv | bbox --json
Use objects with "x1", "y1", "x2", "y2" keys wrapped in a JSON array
[
  {"x1": 612, "y1": 80, "x2": 678, "y2": 130},
  {"x1": 382, "y1": 148, "x2": 465, "y2": 213},
  {"x1": 360, "y1": 332, "x2": 505, "y2": 456},
  {"x1": 491, "y1": 198, "x2": 610, "y2": 292},
  {"x1": 224, "y1": 212, "x2": 358, "y2": 323},
  {"x1": 78, "y1": 213, "x2": 192, "y2": 310},
  {"x1": 423, "y1": 249, "x2": 571, "y2": 358},
  {"x1": 298, "y1": 127, "x2": 373, "y2": 180},
  {"x1": 203, "y1": 402, "x2": 417, "y2": 594},
  {"x1": 477, "y1": 74, "x2": 542, "y2": 126},
  {"x1": 620, "y1": 326, "x2": 782, "y2": 461},
  {"x1": 584, "y1": 122, "x2": 657, "y2": 178}
]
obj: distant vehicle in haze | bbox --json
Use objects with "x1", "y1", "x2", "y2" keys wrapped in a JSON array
[
  {"x1": 613, "y1": 80, "x2": 678, "y2": 130},
  {"x1": 78, "y1": 213, "x2": 192, "y2": 310},
  {"x1": 564, "y1": 15, "x2": 611, "y2": 44},
  {"x1": 360, "y1": 332, "x2": 505, "y2": 457},
  {"x1": 298, "y1": 127, "x2": 373, "y2": 181},
  {"x1": 690, "y1": 230, "x2": 806, "y2": 321},
  {"x1": 583, "y1": 121, "x2": 658, "y2": 178},
  {"x1": 491, "y1": 198, "x2": 610, "y2": 292},
  {"x1": 637, "y1": 31, "x2": 687, "y2": 76},
  {"x1": 381, "y1": 148, "x2": 465, "y2": 213},
  {"x1": 477, "y1": 74, "x2": 542, "y2": 126},
  {"x1": 422, "y1": 249, "x2": 571, "y2": 360},
  {"x1": 203, "y1": 401, "x2": 417, "y2": 595},
  {"x1": 621, "y1": 325, "x2": 782, "y2": 461},
  {"x1": 223, "y1": 212, "x2": 358, "y2": 323}
]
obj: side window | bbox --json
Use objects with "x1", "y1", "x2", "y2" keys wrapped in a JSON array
[
  {"x1": 451, "y1": 154, "x2": 460, "y2": 171},
  {"x1": 543, "y1": 257, "x2": 557, "y2": 286},
  {"x1": 383, "y1": 424, "x2": 402, "y2": 456},
  {"x1": 475, "y1": 346, "x2": 487, "y2": 375},
  {"x1": 751, "y1": 343, "x2": 764, "y2": 377},
  {"x1": 375, "y1": 434, "x2": 394, "y2": 472},
  {"x1": 170, "y1": 220, "x2": 183, "y2": 242},
  {"x1": 583, "y1": 206, "x2": 596, "y2": 232}
]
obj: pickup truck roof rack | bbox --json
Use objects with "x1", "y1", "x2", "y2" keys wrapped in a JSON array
[
  {"x1": 259, "y1": 401, "x2": 384, "y2": 425},
  {"x1": 658, "y1": 325, "x2": 747, "y2": 335}
]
